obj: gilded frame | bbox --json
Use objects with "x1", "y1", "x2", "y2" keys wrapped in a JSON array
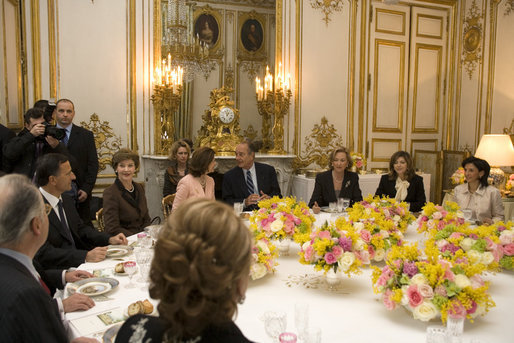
[
  {"x1": 238, "y1": 10, "x2": 266, "y2": 59},
  {"x1": 414, "y1": 149, "x2": 442, "y2": 205},
  {"x1": 193, "y1": 5, "x2": 223, "y2": 53}
]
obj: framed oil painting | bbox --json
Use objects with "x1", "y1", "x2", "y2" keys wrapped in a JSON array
[{"x1": 193, "y1": 6, "x2": 222, "y2": 51}]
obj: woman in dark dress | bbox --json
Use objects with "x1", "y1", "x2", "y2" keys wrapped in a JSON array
[
  {"x1": 309, "y1": 147, "x2": 363, "y2": 213},
  {"x1": 375, "y1": 150, "x2": 426, "y2": 212},
  {"x1": 163, "y1": 139, "x2": 190, "y2": 197},
  {"x1": 115, "y1": 198, "x2": 254, "y2": 343}
]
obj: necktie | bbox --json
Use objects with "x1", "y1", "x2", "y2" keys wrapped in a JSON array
[
  {"x1": 39, "y1": 277, "x2": 51, "y2": 296},
  {"x1": 57, "y1": 200, "x2": 75, "y2": 247},
  {"x1": 61, "y1": 131, "x2": 69, "y2": 146},
  {"x1": 246, "y1": 170, "x2": 255, "y2": 196}
]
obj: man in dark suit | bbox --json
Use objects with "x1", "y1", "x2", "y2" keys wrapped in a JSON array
[
  {"x1": 34, "y1": 153, "x2": 127, "y2": 270},
  {"x1": 0, "y1": 122, "x2": 15, "y2": 174},
  {"x1": 3, "y1": 108, "x2": 67, "y2": 179},
  {"x1": 222, "y1": 140, "x2": 282, "y2": 210},
  {"x1": 0, "y1": 174, "x2": 94, "y2": 342},
  {"x1": 55, "y1": 99, "x2": 99, "y2": 226}
]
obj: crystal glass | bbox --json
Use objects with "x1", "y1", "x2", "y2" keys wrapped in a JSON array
[
  {"x1": 446, "y1": 316, "x2": 464, "y2": 339},
  {"x1": 262, "y1": 311, "x2": 287, "y2": 342},
  {"x1": 234, "y1": 202, "x2": 244, "y2": 216},
  {"x1": 426, "y1": 325, "x2": 448, "y2": 343},
  {"x1": 462, "y1": 209, "x2": 472, "y2": 222},
  {"x1": 329, "y1": 202, "x2": 336, "y2": 212},
  {"x1": 337, "y1": 198, "x2": 350, "y2": 212},
  {"x1": 303, "y1": 326, "x2": 321, "y2": 343},
  {"x1": 278, "y1": 238, "x2": 292, "y2": 256},
  {"x1": 279, "y1": 332, "x2": 297, "y2": 343},
  {"x1": 123, "y1": 261, "x2": 137, "y2": 288},
  {"x1": 134, "y1": 248, "x2": 152, "y2": 283},
  {"x1": 294, "y1": 303, "x2": 309, "y2": 340}
]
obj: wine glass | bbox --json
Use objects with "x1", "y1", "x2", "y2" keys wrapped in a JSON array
[
  {"x1": 134, "y1": 248, "x2": 152, "y2": 283},
  {"x1": 462, "y1": 209, "x2": 472, "y2": 222},
  {"x1": 262, "y1": 311, "x2": 287, "y2": 342},
  {"x1": 123, "y1": 261, "x2": 137, "y2": 288},
  {"x1": 329, "y1": 202, "x2": 336, "y2": 212},
  {"x1": 234, "y1": 202, "x2": 244, "y2": 216},
  {"x1": 294, "y1": 303, "x2": 309, "y2": 340}
]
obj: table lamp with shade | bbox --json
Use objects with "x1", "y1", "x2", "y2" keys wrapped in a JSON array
[{"x1": 474, "y1": 134, "x2": 514, "y2": 189}]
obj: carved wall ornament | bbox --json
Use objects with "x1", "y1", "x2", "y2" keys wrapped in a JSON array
[
  {"x1": 293, "y1": 116, "x2": 344, "y2": 171},
  {"x1": 462, "y1": 0, "x2": 483, "y2": 80},
  {"x1": 80, "y1": 114, "x2": 122, "y2": 173},
  {"x1": 310, "y1": 0, "x2": 345, "y2": 26},
  {"x1": 224, "y1": 63, "x2": 235, "y2": 88},
  {"x1": 505, "y1": 0, "x2": 514, "y2": 16},
  {"x1": 241, "y1": 60, "x2": 264, "y2": 81},
  {"x1": 243, "y1": 124, "x2": 258, "y2": 141}
]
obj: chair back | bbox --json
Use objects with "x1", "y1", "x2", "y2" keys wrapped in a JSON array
[
  {"x1": 96, "y1": 208, "x2": 105, "y2": 232},
  {"x1": 162, "y1": 194, "x2": 175, "y2": 218}
]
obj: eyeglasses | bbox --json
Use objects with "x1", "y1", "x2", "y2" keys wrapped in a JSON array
[{"x1": 44, "y1": 203, "x2": 53, "y2": 216}]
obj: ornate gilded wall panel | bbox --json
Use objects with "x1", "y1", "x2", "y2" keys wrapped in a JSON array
[
  {"x1": 375, "y1": 8, "x2": 406, "y2": 35},
  {"x1": 309, "y1": 0, "x2": 344, "y2": 25},
  {"x1": 371, "y1": 138, "x2": 402, "y2": 163},
  {"x1": 410, "y1": 138, "x2": 438, "y2": 155},
  {"x1": 461, "y1": 0, "x2": 483, "y2": 80},
  {"x1": 416, "y1": 14, "x2": 443, "y2": 39}
]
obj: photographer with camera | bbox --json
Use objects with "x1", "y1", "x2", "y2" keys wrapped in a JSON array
[{"x1": 2, "y1": 107, "x2": 67, "y2": 180}]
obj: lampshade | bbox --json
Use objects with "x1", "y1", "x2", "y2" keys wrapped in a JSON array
[{"x1": 474, "y1": 134, "x2": 514, "y2": 167}]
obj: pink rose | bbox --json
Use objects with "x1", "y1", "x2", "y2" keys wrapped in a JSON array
[
  {"x1": 437, "y1": 221, "x2": 447, "y2": 230},
  {"x1": 432, "y1": 212, "x2": 443, "y2": 220},
  {"x1": 407, "y1": 284, "x2": 424, "y2": 307},
  {"x1": 444, "y1": 269, "x2": 455, "y2": 282},
  {"x1": 467, "y1": 300, "x2": 477, "y2": 315},
  {"x1": 492, "y1": 245, "x2": 504, "y2": 262},
  {"x1": 435, "y1": 285, "x2": 447, "y2": 297},
  {"x1": 383, "y1": 290, "x2": 396, "y2": 310},
  {"x1": 355, "y1": 250, "x2": 370, "y2": 264},
  {"x1": 449, "y1": 232, "x2": 464, "y2": 239},
  {"x1": 360, "y1": 230, "x2": 371, "y2": 243},
  {"x1": 503, "y1": 243, "x2": 514, "y2": 256},
  {"x1": 325, "y1": 252, "x2": 337, "y2": 264},
  {"x1": 418, "y1": 284, "x2": 434, "y2": 299},
  {"x1": 318, "y1": 230, "x2": 331, "y2": 240},
  {"x1": 304, "y1": 246, "x2": 314, "y2": 261},
  {"x1": 448, "y1": 301, "x2": 466, "y2": 319},
  {"x1": 332, "y1": 245, "x2": 343, "y2": 258},
  {"x1": 368, "y1": 245, "x2": 375, "y2": 259},
  {"x1": 470, "y1": 275, "x2": 484, "y2": 288}
]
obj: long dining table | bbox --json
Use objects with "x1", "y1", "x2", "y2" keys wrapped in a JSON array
[{"x1": 64, "y1": 213, "x2": 514, "y2": 343}]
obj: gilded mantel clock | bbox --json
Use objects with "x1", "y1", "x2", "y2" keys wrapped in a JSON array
[{"x1": 197, "y1": 87, "x2": 242, "y2": 155}]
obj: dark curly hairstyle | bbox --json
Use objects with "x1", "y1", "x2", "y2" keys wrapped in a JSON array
[
  {"x1": 188, "y1": 146, "x2": 215, "y2": 177},
  {"x1": 149, "y1": 198, "x2": 252, "y2": 339},
  {"x1": 461, "y1": 156, "x2": 490, "y2": 188},
  {"x1": 388, "y1": 150, "x2": 416, "y2": 181}
]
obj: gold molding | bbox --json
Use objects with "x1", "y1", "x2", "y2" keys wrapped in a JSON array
[
  {"x1": 309, "y1": 0, "x2": 344, "y2": 25},
  {"x1": 31, "y1": 0, "x2": 41, "y2": 102},
  {"x1": 370, "y1": 138, "x2": 402, "y2": 163},
  {"x1": 47, "y1": 0, "x2": 56, "y2": 99},
  {"x1": 461, "y1": 0, "x2": 483, "y2": 80},
  {"x1": 410, "y1": 138, "x2": 438, "y2": 155},
  {"x1": 484, "y1": 1, "x2": 502, "y2": 135},
  {"x1": 375, "y1": 8, "x2": 406, "y2": 36},
  {"x1": 237, "y1": 10, "x2": 267, "y2": 61},
  {"x1": 128, "y1": 0, "x2": 137, "y2": 151},
  {"x1": 411, "y1": 43, "x2": 442, "y2": 133},
  {"x1": 416, "y1": 14, "x2": 443, "y2": 39},
  {"x1": 193, "y1": 5, "x2": 224, "y2": 54},
  {"x1": 293, "y1": 0, "x2": 301, "y2": 156},
  {"x1": 372, "y1": 39, "x2": 405, "y2": 133},
  {"x1": 357, "y1": 0, "x2": 366, "y2": 153},
  {"x1": 348, "y1": 0, "x2": 357, "y2": 151}
]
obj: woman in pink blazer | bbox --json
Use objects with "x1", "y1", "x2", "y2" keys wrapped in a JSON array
[{"x1": 172, "y1": 146, "x2": 216, "y2": 212}]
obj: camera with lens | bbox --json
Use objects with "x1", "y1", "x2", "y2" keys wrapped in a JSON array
[{"x1": 42, "y1": 122, "x2": 66, "y2": 140}]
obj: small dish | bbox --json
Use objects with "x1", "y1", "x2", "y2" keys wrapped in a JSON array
[
  {"x1": 320, "y1": 206, "x2": 338, "y2": 213},
  {"x1": 106, "y1": 245, "x2": 133, "y2": 258},
  {"x1": 67, "y1": 277, "x2": 119, "y2": 296}
]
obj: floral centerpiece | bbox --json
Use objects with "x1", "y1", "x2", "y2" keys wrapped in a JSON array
[
  {"x1": 249, "y1": 196, "x2": 314, "y2": 244},
  {"x1": 350, "y1": 152, "x2": 366, "y2": 172},
  {"x1": 506, "y1": 174, "x2": 514, "y2": 191},
  {"x1": 250, "y1": 229, "x2": 279, "y2": 280},
  {"x1": 299, "y1": 221, "x2": 364, "y2": 277},
  {"x1": 371, "y1": 244, "x2": 495, "y2": 323},
  {"x1": 348, "y1": 195, "x2": 415, "y2": 233},
  {"x1": 450, "y1": 167, "x2": 465, "y2": 185},
  {"x1": 425, "y1": 224, "x2": 501, "y2": 272},
  {"x1": 492, "y1": 221, "x2": 514, "y2": 270},
  {"x1": 335, "y1": 217, "x2": 404, "y2": 263},
  {"x1": 417, "y1": 201, "x2": 466, "y2": 235}
]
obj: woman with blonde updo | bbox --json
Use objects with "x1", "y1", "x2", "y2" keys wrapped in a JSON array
[{"x1": 115, "y1": 198, "x2": 254, "y2": 343}]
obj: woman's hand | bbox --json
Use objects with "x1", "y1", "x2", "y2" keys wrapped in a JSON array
[{"x1": 312, "y1": 201, "x2": 321, "y2": 214}]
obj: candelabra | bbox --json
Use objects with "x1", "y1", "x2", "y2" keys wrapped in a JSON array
[
  {"x1": 256, "y1": 64, "x2": 292, "y2": 154},
  {"x1": 151, "y1": 56, "x2": 183, "y2": 155}
]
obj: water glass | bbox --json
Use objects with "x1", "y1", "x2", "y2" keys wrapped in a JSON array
[
  {"x1": 447, "y1": 316, "x2": 464, "y2": 339},
  {"x1": 303, "y1": 326, "x2": 321, "y2": 343},
  {"x1": 294, "y1": 303, "x2": 309, "y2": 339},
  {"x1": 329, "y1": 202, "x2": 336, "y2": 212},
  {"x1": 426, "y1": 325, "x2": 448, "y2": 343},
  {"x1": 262, "y1": 311, "x2": 287, "y2": 342},
  {"x1": 123, "y1": 261, "x2": 137, "y2": 288},
  {"x1": 338, "y1": 198, "x2": 350, "y2": 212},
  {"x1": 462, "y1": 209, "x2": 472, "y2": 222},
  {"x1": 134, "y1": 248, "x2": 152, "y2": 283},
  {"x1": 234, "y1": 202, "x2": 244, "y2": 216}
]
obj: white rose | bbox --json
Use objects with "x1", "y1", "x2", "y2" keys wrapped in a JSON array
[
  {"x1": 401, "y1": 286, "x2": 410, "y2": 306},
  {"x1": 252, "y1": 253, "x2": 258, "y2": 262},
  {"x1": 454, "y1": 274, "x2": 471, "y2": 289},
  {"x1": 470, "y1": 304, "x2": 486, "y2": 318},
  {"x1": 365, "y1": 208, "x2": 372, "y2": 216},
  {"x1": 355, "y1": 239, "x2": 366, "y2": 250},
  {"x1": 257, "y1": 240, "x2": 270, "y2": 255},
  {"x1": 427, "y1": 220, "x2": 436, "y2": 229},
  {"x1": 436, "y1": 239, "x2": 448, "y2": 250},
  {"x1": 358, "y1": 250, "x2": 371, "y2": 264},
  {"x1": 411, "y1": 273, "x2": 428, "y2": 286},
  {"x1": 460, "y1": 238, "x2": 474, "y2": 252},
  {"x1": 354, "y1": 222, "x2": 365, "y2": 230},
  {"x1": 380, "y1": 230, "x2": 389, "y2": 238},
  {"x1": 302, "y1": 241, "x2": 311, "y2": 252},
  {"x1": 250, "y1": 263, "x2": 268, "y2": 280},
  {"x1": 373, "y1": 248, "x2": 386, "y2": 262},
  {"x1": 467, "y1": 250, "x2": 481, "y2": 264},
  {"x1": 383, "y1": 209, "x2": 390, "y2": 217},
  {"x1": 480, "y1": 251, "x2": 494, "y2": 265},
  {"x1": 499, "y1": 230, "x2": 514, "y2": 245},
  {"x1": 418, "y1": 284, "x2": 434, "y2": 299},
  {"x1": 370, "y1": 202, "x2": 377, "y2": 208},
  {"x1": 338, "y1": 252, "x2": 356, "y2": 272},
  {"x1": 393, "y1": 215, "x2": 401, "y2": 223},
  {"x1": 412, "y1": 301, "x2": 439, "y2": 321},
  {"x1": 270, "y1": 219, "x2": 284, "y2": 232}
]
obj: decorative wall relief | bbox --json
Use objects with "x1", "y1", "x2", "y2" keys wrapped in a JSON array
[
  {"x1": 462, "y1": 0, "x2": 483, "y2": 80},
  {"x1": 243, "y1": 124, "x2": 258, "y2": 141},
  {"x1": 80, "y1": 114, "x2": 122, "y2": 173},
  {"x1": 293, "y1": 116, "x2": 344, "y2": 171},
  {"x1": 310, "y1": 0, "x2": 345, "y2": 25},
  {"x1": 241, "y1": 60, "x2": 264, "y2": 81},
  {"x1": 225, "y1": 64, "x2": 235, "y2": 88},
  {"x1": 505, "y1": 1, "x2": 514, "y2": 15}
]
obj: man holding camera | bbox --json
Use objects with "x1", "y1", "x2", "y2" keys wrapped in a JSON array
[{"x1": 3, "y1": 107, "x2": 67, "y2": 179}]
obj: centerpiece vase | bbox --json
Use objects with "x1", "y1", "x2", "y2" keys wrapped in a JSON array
[
  {"x1": 278, "y1": 238, "x2": 292, "y2": 256},
  {"x1": 325, "y1": 268, "x2": 342, "y2": 289}
]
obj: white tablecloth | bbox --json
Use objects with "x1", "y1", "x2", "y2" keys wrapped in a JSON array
[
  {"x1": 291, "y1": 173, "x2": 431, "y2": 204},
  {"x1": 66, "y1": 218, "x2": 514, "y2": 343}
]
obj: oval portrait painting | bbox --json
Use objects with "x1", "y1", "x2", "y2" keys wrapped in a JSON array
[
  {"x1": 241, "y1": 19, "x2": 263, "y2": 52},
  {"x1": 194, "y1": 14, "x2": 219, "y2": 49}
]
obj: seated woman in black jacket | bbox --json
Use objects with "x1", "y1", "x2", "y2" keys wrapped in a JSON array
[
  {"x1": 375, "y1": 150, "x2": 426, "y2": 212},
  {"x1": 308, "y1": 147, "x2": 363, "y2": 213},
  {"x1": 115, "y1": 199, "x2": 254, "y2": 343}
]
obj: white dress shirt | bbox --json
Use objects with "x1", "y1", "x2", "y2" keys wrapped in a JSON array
[{"x1": 453, "y1": 183, "x2": 505, "y2": 222}]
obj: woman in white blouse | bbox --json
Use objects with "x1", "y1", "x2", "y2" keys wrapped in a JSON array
[{"x1": 454, "y1": 156, "x2": 504, "y2": 224}]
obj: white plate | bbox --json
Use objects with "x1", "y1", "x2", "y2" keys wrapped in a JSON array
[
  {"x1": 67, "y1": 277, "x2": 119, "y2": 296},
  {"x1": 106, "y1": 245, "x2": 133, "y2": 257},
  {"x1": 320, "y1": 206, "x2": 338, "y2": 213}
]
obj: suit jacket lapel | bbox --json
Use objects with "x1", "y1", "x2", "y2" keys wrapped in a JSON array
[
  {"x1": 66, "y1": 124, "x2": 78, "y2": 148},
  {"x1": 237, "y1": 167, "x2": 248, "y2": 196},
  {"x1": 43, "y1": 198, "x2": 73, "y2": 245}
]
